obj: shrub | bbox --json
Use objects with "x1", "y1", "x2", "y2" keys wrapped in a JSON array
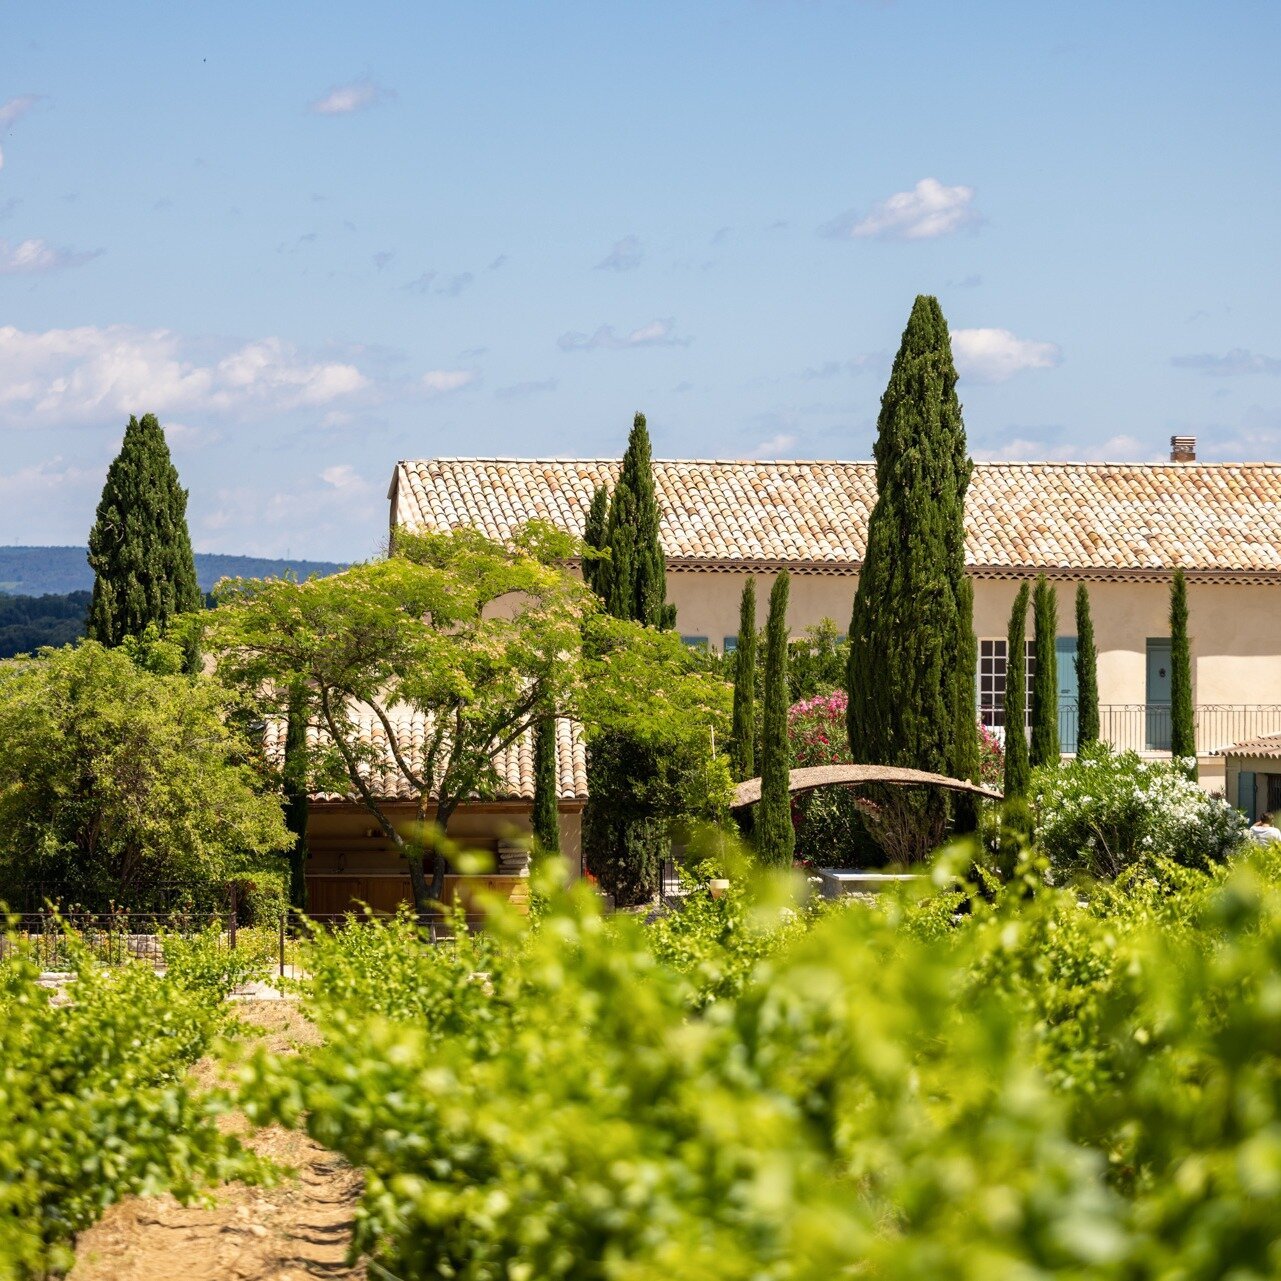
[
  {"x1": 977, "y1": 718, "x2": 1004, "y2": 787},
  {"x1": 232, "y1": 870, "x2": 288, "y2": 927},
  {"x1": 787, "y1": 690, "x2": 865, "y2": 866},
  {"x1": 1032, "y1": 743, "x2": 1246, "y2": 878}
]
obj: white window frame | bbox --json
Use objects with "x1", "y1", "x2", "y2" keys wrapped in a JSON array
[{"x1": 978, "y1": 637, "x2": 1035, "y2": 731}]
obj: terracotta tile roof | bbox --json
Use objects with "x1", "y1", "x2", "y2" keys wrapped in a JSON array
[
  {"x1": 263, "y1": 712, "x2": 588, "y2": 803},
  {"x1": 391, "y1": 458, "x2": 1281, "y2": 582},
  {"x1": 1216, "y1": 733, "x2": 1281, "y2": 760}
]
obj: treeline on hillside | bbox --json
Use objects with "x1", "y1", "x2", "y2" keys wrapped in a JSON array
[
  {"x1": 0, "y1": 545, "x2": 346, "y2": 596},
  {"x1": 0, "y1": 591, "x2": 90, "y2": 659}
]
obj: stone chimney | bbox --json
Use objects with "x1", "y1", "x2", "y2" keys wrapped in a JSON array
[{"x1": 1170, "y1": 435, "x2": 1197, "y2": 463}]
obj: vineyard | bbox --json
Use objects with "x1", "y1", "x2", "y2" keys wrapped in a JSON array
[{"x1": 8, "y1": 838, "x2": 1281, "y2": 1278}]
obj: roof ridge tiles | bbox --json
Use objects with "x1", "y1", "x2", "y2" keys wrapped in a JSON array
[{"x1": 402, "y1": 457, "x2": 1281, "y2": 470}]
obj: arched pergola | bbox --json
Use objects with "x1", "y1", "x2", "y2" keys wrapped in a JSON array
[{"x1": 730, "y1": 764, "x2": 1003, "y2": 810}]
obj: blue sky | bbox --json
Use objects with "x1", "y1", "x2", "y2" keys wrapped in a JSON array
[{"x1": 2, "y1": 1, "x2": 1279, "y2": 560}]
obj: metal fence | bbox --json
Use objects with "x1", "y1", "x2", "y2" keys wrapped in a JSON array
[
  {"x1": 1010, "y1": 704, "x2": 1281, "y2": 756},
  {"x1": 3, "y1": 910, "x2": 242, "y2": 972}
]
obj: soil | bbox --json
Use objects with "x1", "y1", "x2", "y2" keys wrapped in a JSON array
[{"x1": 70, "y1": 1001, "x2": 367, "y2": 1281}]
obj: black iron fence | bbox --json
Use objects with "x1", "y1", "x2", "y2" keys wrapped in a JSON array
[
  {"x1": 1025, "y1": 704, "x2": 1281, "y2": 756},
  {"x1": 3, "y1": 909, "x2": 245, "y2": 972}
]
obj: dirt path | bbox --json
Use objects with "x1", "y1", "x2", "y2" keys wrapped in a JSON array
[{"x1": 71, "y1": 1002, "x2": 366, "y2": 1281}]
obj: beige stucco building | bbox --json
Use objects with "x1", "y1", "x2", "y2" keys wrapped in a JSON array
[{"x1": 390, "y1": 448, "x2": 1281, "y2": 805}]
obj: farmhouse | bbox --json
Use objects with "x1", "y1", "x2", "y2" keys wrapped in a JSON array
[{"x1": 389, "y1": 438, "x2": 1281, "y2": 807}]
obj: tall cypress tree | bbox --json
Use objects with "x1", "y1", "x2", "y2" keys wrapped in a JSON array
[
  {"x1": 597, "y1": 413, "x2": 672, "y2": 629},
  {"x1": 1004, "y1": 584, "x2": 1031, "y2": 800},
  {"x1": 1030, "y1": 575, "x2": 1060, "y2": 768},
  {"x1": 1170, "y1": 568, "x2": 1196, "y2": 778},
  {"x1": 582, "y1": 413, "x2": 675, "y2": 904},
  {"x1": 531, "y1": 715, "x2": 560, "y2": 853},
  {"x1": 282, "y1": 684, "x2": 310, "y2": 910},
  {"x1": 87, "y1": 414, "x2": 202, "y2": 653},
  {"x1": 1075, "y1": 585, "x2": 1100, "y2": 750},
  {"x1": 846, "y1": 296, "x2": 973, "y2": 847},
  {"x1": 756, "y1": 573, "x2": 794, "y2": 866},
  {"x1": 582, "y1": 484, "x2": 610, "y2": 595},
  {"x1": 951, "y1": 577, "x2": 981, "y2": 834},
  {"x1": 730, "y1": 580, "x2": 757, "y2": 782}
]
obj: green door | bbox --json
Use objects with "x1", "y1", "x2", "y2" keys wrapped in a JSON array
[
  {"x1": 1146, "y1": 638, "x2": 1172, "y2": 751},
  {"x1": 1057, "y1": 636, "x2": 1078, "y2": 752},
  {"x1": 1238, "y1": 770, "x2": 1256, "y2": 817}
]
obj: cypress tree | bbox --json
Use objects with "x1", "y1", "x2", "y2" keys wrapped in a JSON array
[
  {"x1": 582, "y1": 412, "x2": 675, "y2": 905},
  {"x1": 87, "y1": 414, "x2": 202, "y2": 654},
  {"x1": 1075, "y1": 585, "x2": 1100, "y2": 750},
  {"x1": 846, "y1": 295, "x2": 973, "y2": 847},
  {"x1": 730, "y1": 580, "x2": 757, "y2": 781},
  {"x1": 598, "y1": 413, "x2": 672, "y2": 629},
  {"x1": 282, "y1": 685, "x2": 309, "y2": 910},
  {"x1": 756, "y1": 572, "x2": 794, "y2": 866},
  {"x1": 1030, "y1": 575, "x2": 1060, "y2": 768},
  {"x1": 582, "y1": 484, "x2": 610, "y2": 595},
  {"x1": 1170, "y1": 568, "x2": 1197, "y2": 778},
  {"x1": 1003, "y1": 584, "x2": 1031, "y2": 800},
  {"x1": 951, "y1": 577, "x2": 981, "y2": 834},
  {"x1": 531, "y1": 715, "x2": 560, "y2": 854}
]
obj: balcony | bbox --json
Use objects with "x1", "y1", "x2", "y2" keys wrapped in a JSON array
[
  {"x1": 989, "y1": 705, "x2": 1281, "y2": 757},
  {"x1": 1072, "y1": 704, "x2": 1281, "y2": 755}
]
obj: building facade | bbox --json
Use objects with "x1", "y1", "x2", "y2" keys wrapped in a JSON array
[{"x1": 390, "y1": 452, "x2": 1281, "y2": 801}]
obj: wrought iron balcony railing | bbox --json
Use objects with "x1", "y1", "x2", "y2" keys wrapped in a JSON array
[{"x1": 989, "y1": 704, "x2": 1281, "y2": 757}]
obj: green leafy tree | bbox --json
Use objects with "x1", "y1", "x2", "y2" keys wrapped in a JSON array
[
  {"x1": 1004, "y1": 584, "x2": 1031, "y2": 801},
  {"x1": 788, "y1": 618, "x2": 849, "y2": 703},
  {"x1": 582, "y1": 484, "x2": 610, "y2": 595},
  {"x1": 846, "y1": 295, "x2": 973, "y2": 856},
  {"x1": 0, "y1": 642, "x2": 289, "y2": 905},
  {"x1": 1030, "y1": 575, "x2": 1060, "y2": 768},
  {"x1": 1075, "y1": 585, "x2": 1100, "y2": 749},
  {"x1": 756, "y1": 573, "x2": 794, "y2": 866},
  {"x1": 1170, "y1": 567, "x2": 1197, "y2": 778},
  {"x1": 86, "y1": 414, "x2": 202, "y2": 665},
  {"x1": 730, "y1": 580, "x2": 757, "y2": 781},
  {"x1": 531, "y1": 716, "x2": 560, "y2": 854},
  {"x1": 210, "y1": 526, "x2": 727, "y2": 914}
]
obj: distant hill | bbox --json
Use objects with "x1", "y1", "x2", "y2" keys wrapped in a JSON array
[
  {"x1": 0, "y1": 547, "x2": 347, "y2": 596},
  {"x1": 0, "y1": 591, "x2": 91, "y2": 658}
]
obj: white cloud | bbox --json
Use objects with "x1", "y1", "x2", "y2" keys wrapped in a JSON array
[
  {"x1": 0, "y1": 95, "x2": 43, "y2": 171},
  {"x1": 495, "y1": 378, "x2": 557, "y2": 400},
  {"x1": 1171, "y1": 349, "x2": 1281, "y2": 377},
  {"x1": 972, "y1": 433, "x2": 1152, "y2": 463},
  {"x1": 309, "y1": 79, "x2": 393, "y2": 115},
  {"x1": 404, "y1": 269, "x2": 474, "y2": 297},
  {"x1": 0, "y1": 324, "x2": 369, "y2": 427},
  {"x1": 195, "y1": 469, "x2": 383, "y2": 559},
  {"x1": 594, "y1": 235, "x2": 643, "y2": 271},
  {"x1": 558, "y1": 318, "x2": 690, "y2": 352},
  {"x1": 0, "y1": 237, "x2": 101, "y2": 274},
  {"x1": 801, "y1": 352, "x2": 886, "y2": 380},
  {"x1": 822, "y1": 178, "x2": 979, "y2": 241},
  {"x1": 0, "y1": 457, "x2": 101, "y2": 544},
  {"x1": 320, "y1": 463, "x2": 373, "y2": 491},
  {"x1": 747, "y1": 432, "x2": 798, "y2": 458},
  {"x1": 950, "y1": 327, "x2": 1062, "y2": 383},
  {"x1": 421, "y1": 369, "x2": 478, "y2": 395}
]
